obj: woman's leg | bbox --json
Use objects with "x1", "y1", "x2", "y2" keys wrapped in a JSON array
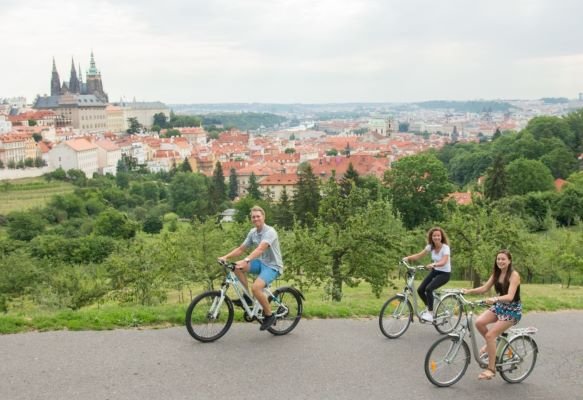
[
  {"x1": 417, "y1": 270, "x2": 436, "y2": 308},
  {"x1": 423, "y1": 272, "x2": 450, "y2": 311},
  {"x1": 480, "y1": 319, "x2": 514, "y2": 379}
]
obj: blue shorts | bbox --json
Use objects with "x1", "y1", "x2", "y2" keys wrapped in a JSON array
[{"x1": 249, "y1": 259, "x2": 280, "y2": 285}]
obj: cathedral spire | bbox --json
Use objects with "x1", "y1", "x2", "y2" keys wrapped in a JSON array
[
  {"x1": 87, "y1": 50, "x2": 99, "y2": 75},
  {"x1": 50, "y1": 57, "x2": 61, "y2": 96},
  {"x1": 69, "y1": 57, "x2": 80, "y2": 93}
]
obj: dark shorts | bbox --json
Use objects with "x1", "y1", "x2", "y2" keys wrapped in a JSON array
[{"x1": 490, "y1": 301, "x2": 522, "y2": 324}]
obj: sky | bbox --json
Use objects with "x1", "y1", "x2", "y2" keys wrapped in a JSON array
[{"x1": 2, "y1": 0, "x2": 583, "y2": 104}]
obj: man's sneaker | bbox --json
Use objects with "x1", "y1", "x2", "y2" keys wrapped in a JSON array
[
  {"x1": 232, "y1": 294, "x2": 253, "y2": 308},
  {"x1": 421, "y1": 310, "x2": 434, "y2": 322},
  {"x1": 260, "y1": 314, "x2": 276, "y2": 331}
]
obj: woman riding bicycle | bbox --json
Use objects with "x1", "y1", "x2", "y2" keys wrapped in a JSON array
[
  {"x1": 403, "y1": 227, "x2": 452, "y2": 323},
  {"x1": 462, "y1": 249, "x2": 522, "y2": 380}
]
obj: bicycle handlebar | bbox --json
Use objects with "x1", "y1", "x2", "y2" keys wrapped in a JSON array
[
  {"x1": 400, "y1": 259, "x2": 426, "y2": 271},
  {"x1": 217, "y1": 259, "x2": 236, "y2": 271}
]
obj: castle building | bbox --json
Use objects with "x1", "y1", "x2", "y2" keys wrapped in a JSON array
[{"x1": 34, "y1": 52, "x2": 108, "y2": 133}]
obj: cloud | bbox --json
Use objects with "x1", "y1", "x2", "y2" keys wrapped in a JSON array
[{"x1": 2, "y1": 0, "x2": 583, "y2": 103}]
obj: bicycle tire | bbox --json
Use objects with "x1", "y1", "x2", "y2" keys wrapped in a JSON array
[
  {"x1": 433, "y1": 294, "x2": 463, "y2": 334},
  {"x1": 185, "y1": 290, "x2": 234, "y2": 342},
  {"x1": 425, "y1": 335, "x2": 470, "y2": 387},
  {"x1": 379, "y1": 295, "x2": 412, "y2": 339},
  {"x1": 498, "y1": 335, "x2": 538, "y2": 383},
  {"x1": 267, "y1": 287, "x2": 303, "y2": 336}
]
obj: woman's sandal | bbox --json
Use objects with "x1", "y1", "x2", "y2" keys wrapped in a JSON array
[{"x1": 478, "y1": 368, "x2": 496, "y2": 380}]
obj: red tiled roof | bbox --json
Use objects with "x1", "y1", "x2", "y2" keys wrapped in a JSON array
[
  {"x1": 259, "y1": 173, "x2": 299, "y2": 185},
  {"x1": 65, "y1": 138, "x2": 98, "y2": 152},
  {"x1": 554, "y1": 178, "x2": 567, "y2": 191}
]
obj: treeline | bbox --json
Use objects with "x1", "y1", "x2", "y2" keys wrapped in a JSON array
[
  {"x1": 152, "y1": 111, "x2": 286, "y2": 133},
  {"x1": 415, "y1": 100, "x2": 514, "y2": 113}
]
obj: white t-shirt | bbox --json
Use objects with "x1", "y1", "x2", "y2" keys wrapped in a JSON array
[{"x1": 424, "y1": 243, "x2": 451, "y2": 273}]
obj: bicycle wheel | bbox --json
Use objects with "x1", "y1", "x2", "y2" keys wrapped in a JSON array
[
  {"x1": 425, "y1": 335, "x2": 470, "y2": 387},
  {"x1": 185, "y1": 291, "x2": 234, "y2": 342},
  {"x1": 499, "y1": 335, "x2": 538, "y2": 383},
  {"x1": 267, "y1": 287, "x2": 303, "y2": 336},
  {"x1": 433, "y1": 294, "x2": 463, "y2": 334},
  {"x1": 379, "y1": 295, "x2": 412, "y2": 339}
]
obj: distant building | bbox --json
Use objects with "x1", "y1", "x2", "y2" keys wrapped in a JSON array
[
  {"x1": 34, "y1": 52, "x2": 108, "y2": 132},
  {"x1": 48, "y1": 138, "x2": 99, "y2": 177},
  {"x1": 0, "y1": 115, "x2": 12, "y2": 134},
  {"x1": 368, "y1": 118, "x2": 394, "y2": 138},
  {"x1": 115, "y1": 100, "x2": 170, "y2": 129},
  {"x1": 106, "y1": 105, "x2": 126, "y2": 133},
  {"x1": 95, "y1": 139, "x2": 122, "y2": 175}
]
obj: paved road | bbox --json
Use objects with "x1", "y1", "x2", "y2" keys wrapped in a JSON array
[{"x1": 1, "y1": 312, "x2": 582, "y2": 400}]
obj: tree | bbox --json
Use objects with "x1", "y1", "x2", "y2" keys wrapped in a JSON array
[
  {"x1": 444, "y1": 204, "x2": 529, "y2": 287},
  {"x1": 384, "y1": 153, "x2": 452, "y2": 229},
  {"x1": 28, "y1": 119, "x2": 37, "y2": 126},
  {"x1": 492, "y1": 128, "x2": 502, "y2": 141},
  {"x1": 153, "y1": 112, "x2": 168, "y2": 129},
  {"x1": 168, "y1": 172, "x2": 210, "y2": 218},
  {"x1": 505, "y1": 158, "x2": 554, "y2": 196},
  {"x1": 293, "y1": 164, "x2": 320, "y2": 226},
  {"x1": 273, "y1": 186, "x2": 294, "y2": 229},
  {"x1": 525, "y1": 116, "x2": 577, "y2": 152},
  {"x1": 339, "y1": 162, "x2": 360, "y2": 197},
  {"x1": 247, "y1": 172, "x2": 262, "y2": 200},
  {"x1": 143, "y1": 214, "x2": 164, "y2": 234},
  {"x1": 540, "y1": 146, "x2": 578, "y2": 179},
  {"x1": 483, "y1": 155, "x2": 507, "y2": 201},
  {"x1": 210, "y1": 161, "x2": 227, "y2": 212},
  {"x1": 126, "y1": 117, "x2": 142, "y2": 134},
  {"x1": 287, "y1": 184, "x2": 406, "y2": 301},
  {"x1": 180, "y1": 157, "x2": 192, "y2": 172},
  {"x1": 284, "y1": 148, "x2": 296, "y2": 154},
  {"x1": 94, "y1": 209, "x2": 138, "y2": 239},
  {"x1": 66, "y1": 169, "x2": 88, "y2": 186},
  {"x1": 105, "y1": 238, "x2": 168, "y2": 305},
  {"x1": 7, "y1": 211, "x2": 46, "y2": 241},
  {"x1": 554, "y1": 187, "x2": 583, "y2": 226},
  {"x1": 32, "y1": 133, "x2": 42, "y2": 142},
  {"x1": 563, "y1": 109, "x2": 583, "y2": 153},
  {"x1": 228, "y1": 168, "x2": 239, "y2": 200}
]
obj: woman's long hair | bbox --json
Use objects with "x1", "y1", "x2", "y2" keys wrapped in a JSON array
[
  {"x1": 493, "y1": 249, "x2": 513, "y2": 292},
  {"x1": 426, "y1": 227, "x2": 449, "y2": 249}
]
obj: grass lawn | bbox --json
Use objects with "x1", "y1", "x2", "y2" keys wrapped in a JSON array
[
  {"x1": 0, "y1": 178, "x2": 74, "y2": 214},
  {"x1": 1, "y1": 280, "x2": 581, "y2": 334}
]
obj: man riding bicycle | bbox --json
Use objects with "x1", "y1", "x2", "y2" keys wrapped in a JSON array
[{"x1": 219, "y1": 206, "x2": 283, "y2": 331}]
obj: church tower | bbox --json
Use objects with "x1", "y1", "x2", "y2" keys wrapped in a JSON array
[
  {"x1": 50, "y1": 57, "x2": 61, "y2": 96},
  {"x1": 85, "y1": 51, "x2": 108, "y2": 102},
  {"x1": 68, "y1": 58, "x2": 80, "y2": 94}
]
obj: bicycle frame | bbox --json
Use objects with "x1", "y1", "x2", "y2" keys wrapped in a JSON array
[{"x1": 213, "y1": 262, "x2": 284, "y2": 321}]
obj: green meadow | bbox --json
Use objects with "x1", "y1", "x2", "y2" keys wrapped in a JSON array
[{"x1": 0, "y1": 178, "x2": 74, "y2": 214}]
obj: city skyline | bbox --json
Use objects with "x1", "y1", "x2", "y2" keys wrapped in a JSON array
[{"x1": 2, "y1": 0, "x2": 583, "y2": 104}]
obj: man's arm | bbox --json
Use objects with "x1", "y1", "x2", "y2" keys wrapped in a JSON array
[{"x1": 219, "y1": 244, "x2": 247, "y2": 261}]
